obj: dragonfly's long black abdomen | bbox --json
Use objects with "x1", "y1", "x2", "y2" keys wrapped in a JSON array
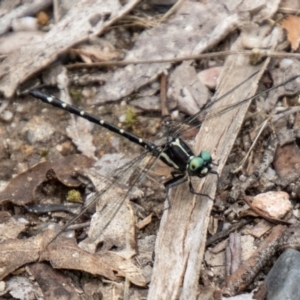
[{"x1": 29, "y1": 89, "x2": 156, "y2": 152}]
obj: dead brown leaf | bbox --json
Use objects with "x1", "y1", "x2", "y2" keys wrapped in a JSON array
[
  {"x1": 0, "y1": 154, "x2": 94, "y2": 205},
  {"x1": 273, "y1": 144, "x2": 300, "y2": 178},
  {"x1": 282, "y1": 15, "x2": 300, "y2": 51}
]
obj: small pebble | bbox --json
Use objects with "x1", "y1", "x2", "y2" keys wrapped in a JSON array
[
  {"x1": 0, "y1": 281, "x2": 5, "y2": 292},
  {"x1": 197, "y1": 66, "x2": 223, "y2": 90},
  {"x1": 0, "y1": 110, "x2": 13, "y2": 122},
  {"x1": 252, "y1": 191, "x2": 292, "y2": 219},
  {"x1": 37, "y1": 11, "x2": 49, "y2": 26},
  {"x1": 265, "y1": 249, "x2": 300, "y2": 300},
  {"x1": 23, "y1": 117, "x2": 55, "y2": 144},
  {"x1": 293, "y1": 209, "x2": 300, "y2": 219},
  {"x1": 11, "y1": 17, "x2": 38, "y2": 32},
  {"x1": 280, "y1": 58, "x2": 293, "y2": 69}
]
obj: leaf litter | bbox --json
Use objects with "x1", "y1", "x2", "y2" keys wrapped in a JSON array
[{"x1": 2, "y1": 0, "x2": 300, "y2": 299}]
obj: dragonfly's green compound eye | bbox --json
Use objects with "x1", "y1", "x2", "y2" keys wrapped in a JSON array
[
  {"x1": 188, "y1": 151, "x2": 212, "y2": 176},
  {"x1": 199, "y1": 151, "x2": 211, "y2": 163},
  {"x1": 189, "y1": 157, "x2": 204, "y2": 171}
]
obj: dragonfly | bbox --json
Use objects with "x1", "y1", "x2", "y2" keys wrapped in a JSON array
[{"x1": 28, "y1": 70, "x2": 300, "y2": 242}]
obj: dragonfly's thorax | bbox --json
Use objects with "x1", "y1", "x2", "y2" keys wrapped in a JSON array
[{"x1": 158, "y1": 137, "x2": 194, "y2": 170}]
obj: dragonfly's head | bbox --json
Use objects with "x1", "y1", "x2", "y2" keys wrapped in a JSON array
[{"x1": 188, "y1": 151, "x2": 213, "y2": 177}]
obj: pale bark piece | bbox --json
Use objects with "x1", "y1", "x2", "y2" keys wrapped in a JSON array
[
  {"x1": 148, "y1": 5, "x2": 282, "y2": 300},
  {"x1": 66, "y1": 114, "x2": 97, "y2": 160},
  {"x1": 79, "y1": 185, "x2": 137, "y2": 255},
  {"x1": 0, "y1": 0, "x2": 140, "y2": 98},
  {"x1": 168, "y1": 60, "x2": 210, "y2": 116},
  {"x1": 198, "y1": 66, "x2": 223, "y2": 90},
  {"x1": 0, "y1": 31, "x2": 45, "y2": 54},
  {"x1": 245, "y1": 220, "x2": 272, "y2": 239},
  {"x1": 94, "y1": 0, "x2": 253, "y2": 104}
]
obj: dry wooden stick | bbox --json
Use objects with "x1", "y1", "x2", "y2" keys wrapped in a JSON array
[{"x1": 148, "y1": 36, "x2": 272, "y2": 299}]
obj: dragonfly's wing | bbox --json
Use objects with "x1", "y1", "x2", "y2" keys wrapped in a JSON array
[
  {"x1": 76, "y1": 153, "x2": 159, "y2": 254},
  {"x1": 172, "y1": 72, "x2": 300, "y2": 139},
  {"x1": 78, "y1": 169, "x2": 142, "y2": 254},
  {"x1": 46, "y1": 150, "x2": 149, "y2": 243}
]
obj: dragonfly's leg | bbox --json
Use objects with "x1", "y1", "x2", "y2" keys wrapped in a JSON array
[
  {"x1": 209, "y1": 170, "x2": 220, "y2": 181},
  {"x1": 188, "y1": 176, "x2": 216, "y2": 201},
  {"x1": 164, "y1": 173, "x2": 187, "y2": 209}
]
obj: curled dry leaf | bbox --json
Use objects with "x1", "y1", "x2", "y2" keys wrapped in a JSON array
[
  {"x1": 74, "y1": 39, "x2": 124, "y2": 63},
  {"x1": 43, "y1": 235, "x2": 146, "y2": 286},
  {"x1": 136, "y1": 213, "x2": 154, "y2": 229},
  {"x1": 0, "y1": 229, "x2": 55, "y2": 280},
  {"x1": 0, "y1": 228, "x2": 147, "y2": 286}
]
